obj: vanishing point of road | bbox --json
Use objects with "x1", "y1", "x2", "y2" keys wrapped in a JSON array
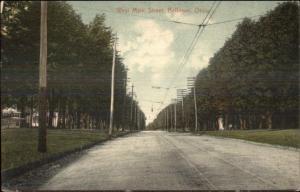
[{"x1": 6, "y1": 131, "x2": 300, "y2": 190}]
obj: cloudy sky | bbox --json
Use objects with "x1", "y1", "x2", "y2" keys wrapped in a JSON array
[{"x1": 68, "y1": 1, "x2": 282, "y2": 125}]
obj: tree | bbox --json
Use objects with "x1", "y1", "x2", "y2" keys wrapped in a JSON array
[
  {"x1": 150, "y1": 2, "x2": 299, "y2": 131},
  {"x1": 1, "y1": 1, "x2": 146, "y2": 134}
]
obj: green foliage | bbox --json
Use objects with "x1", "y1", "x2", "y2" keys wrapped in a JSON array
[
  {"x1": 1, "y1": 1, "x2": 145, "y2": 130},
  {"x1": 200, "y1": 129, "x2": 300, "y2": 148},
  {"x1": 1, "y1": 128, "x2": 111, "y2": 170},
  {"x1": 151, "y1": 2, "x2": 299, "y2": 131}
]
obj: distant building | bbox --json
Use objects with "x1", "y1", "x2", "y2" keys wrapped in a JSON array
[
  {"x1": 2, "y1": 107, "x2": 60, "y2": 128},
  {"x1": 1, "y1": 107, "x2": 22, "y2": 129}
]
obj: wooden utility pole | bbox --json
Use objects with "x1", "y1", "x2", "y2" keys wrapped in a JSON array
[
  {"x1": 193, "y1": 86, "x2": 198, "y2": 132},
  {"x1": 134, "y1": 100, "x2": 137, "y2": 130},
  {"x1": 109, "y1": 37, "x2": 117, "y2": 136},
  {"x1": 181, "y1": 99, "x2": 184, "y2": 130},
  {"x1": 38, "y1": 1, "x2": 48, "y2": 153},
  {"x1": 122, "y1": 78, "x2": 127, "y2": 131},
  {"x1": 170, "y1": 105, "x2": 173, "y2": 131},
  {"x1": 0, "y1": 1, "x2": 4, "y2": 14},
  {"x1": 172, "y1": 99, "x2": 177, "y2": 132},
  {"x1": 122, "y1": 71, "x2": 129, "y2": 131},
  {"x1": 164, "y1": 109, "x2": 167, "y2": 130},
  {"x1": 166, "y1": 108, "x2": 168, "y2": 131},
  {"x1": 137, "y1": 108, "x2": 140, "y2": 130},
  {"x1": 130, "y1": 84, "x2": 134, "y2": 131},
  {"x1": 177, "y1": 89, "x2": 186, "y2": 131},
  {"x1": 188, "y1": 77, "x2": 198, "y2": 132},
  {"x1": 174, "y1": 101, "x2": 177, "y2": 132}
]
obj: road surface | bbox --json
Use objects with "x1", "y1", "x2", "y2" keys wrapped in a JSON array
[{"x1": 33, "y1": 131, "x2": 299, "y2": 190}]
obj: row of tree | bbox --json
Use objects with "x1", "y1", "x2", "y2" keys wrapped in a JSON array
[
  {"x1": 149, "y1": 2, "x2": 299, "y2": 131},
  {"x1": 1, "y1": 1, "x2": 146, "y2": 131}
]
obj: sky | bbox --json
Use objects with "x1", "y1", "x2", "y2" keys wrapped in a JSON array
[{"x1": 68, "y1": 1, "x2": 283, "y2": 125}]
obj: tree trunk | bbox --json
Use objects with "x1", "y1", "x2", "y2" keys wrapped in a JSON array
[
  {"x1": 30, "y1": 96, "x2": 34, "y2": 128},
  {"x1": 57, "y1": 98, "x2": 62, "y2": 128},
  {"x1": 266, "y1": 111, "x2": 272, "y2": 129},
  {"x1": 259, "y1": 114, "x2": 266, "y2": 129},
  {"x1": 48, "y1": 90, "x2": 54, "y2": 128},
  {"x1": 248, "y1": 113, "x2": 253, "y2": 129},
  {"x1": 259, "y1": 119, "x2": 263, "y2": 129},
  {"x1": 87, "y1": 115, "x2": 91, "y2": 129},
  {"x1": 72, "y1": 113, "x2": 75, "y2": 129},
  {"x1": 20, "y1": 97, "x2": 26, "y2": 128},
  {"x1": 66, "y1": 112, "x2": 70, "y2": 129},
  {"x1": 66, "y1": 103, "x2": 72, "y2": 129},
  {"x1": 96, "y1": 116, "x2": 100, "y2": 129},
  {"x1": 239, "y1": 115, "x2": 243, "y2": 130},
  {"x1": 84, "y1": 114, "x2": 88, "y2": 129},
  {"x1": 233, "y1": 114, "x2": 238, "y2": 129},
  {"x1": 61, "y1": 99, "x2": 66, "y2": 129},
  {"x1": 76, "y1": 111, "x2": 81, "y2": 129},
  {"x1": 280, "y1": 112, "x2": 286, "y2": 129},
  {"x1": 224, "y1": 114, "x2": 228, "y2": 130}
]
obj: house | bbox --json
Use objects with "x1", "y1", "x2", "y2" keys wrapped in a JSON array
[{"x1": 1, "y1": 107, "x2": 22, "y2": 129}]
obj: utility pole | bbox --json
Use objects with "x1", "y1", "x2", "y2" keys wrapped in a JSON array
[
  {"x1": 139, "y1": 110, "x2": 142, "y2": 130},
  {"x1": 109, "y1": 36, "x2": 117, "y2": 136},
  {"x1": 170, "y1": 105, "x2": 173, "y2": 131},
  {"x1": 130, "y1": 84, "x2": 134, "y2": 131},
  {"x1": 165, "y1": 109, "x2": 167, "y2": 131},
  {"x1": 140, "y1": 110, "x2": 142, "y2": 130},
  {"x1": 172, "y1": 99, "x2": 177, "y2": 132},
  {"x1": 122, "y1": 79, "x2": 126, "y2": 131},
  {"x1": 177, "y1": 89, "x2": 186, "y2": 131},
  {"x1": 181, "y1": 99, "x2": 184, "y2": 130},
  {"x1": 188, "y1": 77, "x2": 198, "y2": 132},
  {"x1": 193, "y1": 86, "x2": 198, "y2": 132},
  {"x1": 137, "y1": 107, "x2": 139, "y2": 130},
  {"x1": 0, "y1": 1, "x2": 4, "y2": 14},
  {"x1": 122, "y1": 75, "x2": 129, "y2": 131},
  {"x1": 166, "y1": 108, "x2": 169, "y2": 131},
  {"x1": 134, "y1": 101, "x2": 137, "y2": 130},
  {"x1": 139, "y1": 109, "x2": 141, "y2": 130},
  {"x1": 174, "y1": 102, "x2": 176, "y2": 132},
  {"x1": 38, "y1": 1, "x2": 47, "y2": 153}
]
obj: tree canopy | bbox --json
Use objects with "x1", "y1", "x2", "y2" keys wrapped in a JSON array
[
  {"x1": 1, "y1": 1, "x2": 146, "y2": 131},
  {"x1": 150, "y1": 2, "x2": 299, "y2": 131}
]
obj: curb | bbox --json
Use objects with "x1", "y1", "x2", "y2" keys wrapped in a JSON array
[{"x1": 1, "y1": 131, "x2": 134, "y2": 182}]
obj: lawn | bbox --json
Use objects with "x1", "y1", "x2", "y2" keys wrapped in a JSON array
[
  {"x1": 1, "y1": 128, "x2": 124, "y2": 170},
  {"x1": 200, "y1": 129, "x2": 300, "y2": 148}
]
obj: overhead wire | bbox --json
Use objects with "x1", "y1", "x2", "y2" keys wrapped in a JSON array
[
  {"x1": 157, "y1": 1, "x2": 221, "y2": 114},
  {"x1": 74, "y1": 3, "x2": 262, "y2": 123}
]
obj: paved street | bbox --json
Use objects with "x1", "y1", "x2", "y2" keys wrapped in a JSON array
[{"x1": 36, "y1": 131, "x2": 300, "y2": 190}]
